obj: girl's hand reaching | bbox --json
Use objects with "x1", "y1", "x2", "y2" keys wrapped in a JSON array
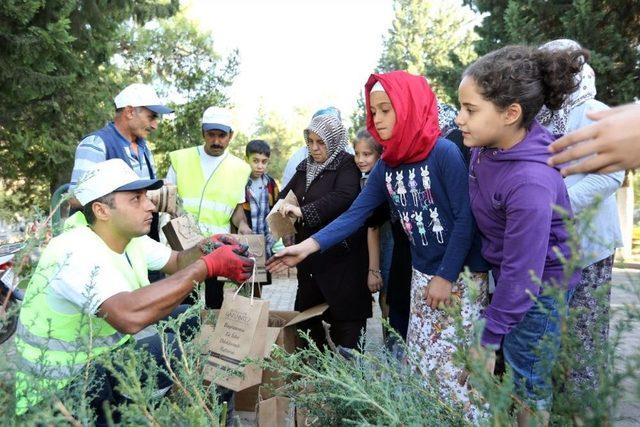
[
  {"x1": 367, "y1": 270, "x2": 383, "y2": 293},
  {"x1": 265, "y1": 238, "x2": 320, "y2": 273},
  {"x1": 423, "y1": 276, "x2": 452, "y2": 310}
]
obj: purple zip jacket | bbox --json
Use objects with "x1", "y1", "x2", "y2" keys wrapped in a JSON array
[{"x1": 469, "y1": 121, "x2": 580, "y2": 347}]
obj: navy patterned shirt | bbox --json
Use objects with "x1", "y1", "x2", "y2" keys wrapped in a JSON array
[{"x1": 313, "y1": 138, "x2": 486, "y2": 281}]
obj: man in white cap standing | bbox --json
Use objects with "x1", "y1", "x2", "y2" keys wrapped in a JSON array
[
  {"x1": 15, "y1": 159, "x2": 252, "y2": 424},
  {"x1": 166, "y1": 106, "x2": 252, "y2": 309},
  {"x1": 68, "y1": 83, "x2": 173, "y2": 243}
]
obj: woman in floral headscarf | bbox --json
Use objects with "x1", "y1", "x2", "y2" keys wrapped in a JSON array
[
  {"x1": 277, "y1": 113, "x2": 371, "y2": 350},
  {"x1": 537, "y1": 39, "x2": 624, "y2": 395}
]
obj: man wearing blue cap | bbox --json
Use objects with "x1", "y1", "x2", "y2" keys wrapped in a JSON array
[
  {"x1": 15, "y1": 159, "x2": 253, "y2": 424},
  {"x1": 166, "y1": 106, "x2": 252, "y2": 309}
]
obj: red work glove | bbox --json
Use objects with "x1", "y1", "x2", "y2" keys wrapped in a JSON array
[
  {"x1": 205, "y1": 234, "x2": 250, "y2": 256},
  {"x1": 201, "y1": 244, "x2": 254, "y2": 283}
]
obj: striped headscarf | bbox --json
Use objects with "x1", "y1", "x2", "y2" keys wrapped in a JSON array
[{"x1": 303, "y1": 113, "x2": 348, "y2": 189}]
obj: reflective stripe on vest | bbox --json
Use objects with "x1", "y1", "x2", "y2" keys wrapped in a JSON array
[
  {"x1": 16, "y1": 320, "x2": 126, "y2": 352},
  {"x1": 15, "y1": 352, "x2": 85, "y2": 380},
  {"x1": 180, "y1": 198, "x2": 235, "y2": 218},
  {"x1": 169, "y1": 147, "x2": 250, "y2": 231},
  {"x1": 14, "y1": 226, "x2": 146, "y2": 415}
]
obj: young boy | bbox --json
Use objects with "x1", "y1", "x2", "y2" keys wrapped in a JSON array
[{"x1": 243, "y1": 140, "x2": 279, "y2": 273}]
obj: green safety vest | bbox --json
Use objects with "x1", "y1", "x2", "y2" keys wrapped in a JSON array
[
  {"x1": 169, "y1": 147, "x2": 250, "y2": 235},
  {"x1": 14, "y1": 214, "x2": 150, "y2": 415}
]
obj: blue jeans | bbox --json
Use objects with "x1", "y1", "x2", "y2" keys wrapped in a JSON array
[
  {"x1": 379, "y1": 222, "x2": 394, "y2": 293},
  {"x1": 503, "y1": 291, "x2": 573, "y2": 410},
  {"x1": 82, "y1": 305, "x2": 202, "y2": 426}
]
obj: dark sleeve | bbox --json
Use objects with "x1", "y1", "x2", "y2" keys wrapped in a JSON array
[
  {"x1": 242, "y1": 180, "x2": 252, "y2": 226},
  {"x1": 365, "y1": 202, "x2": 390, "y2": 228},
  {"x1": 277, "y1": 171, "x2": 299, "y2": 201},
  {"x1": 445, "y1": 129, "x2": 471, "y2": 166},
  {"x1": 272, "y1": 178, "x2": 280, "y2": 204},
  {"x1": 313, "y1": 160, "x2": 387, "y2": 250},
  {"x1": 434, "y1": 142, "x2": 475, "y2": 282},
  {"x1": 300, "y1": 161, "x2": 361, "y2": 228}
]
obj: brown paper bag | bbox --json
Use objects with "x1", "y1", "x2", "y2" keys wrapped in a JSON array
[
  {"x1": 147, "y1": 185, "x2": 180, "y2": 216},
  {"x1": 202, "y1": 287, "x2": 270, "y2": 391},
  {"x1": 267, "y1": 190, "x2": 299, "y2": 240},
  {"x1": 222, "y1": 234, "x2": 267, "y2": 283},
  {"x1": 162, "y1": 215, "x2": 203, "y2": 251},
  {"x1": 258, "y1": 396, "x2": 296, "y2": 427}
]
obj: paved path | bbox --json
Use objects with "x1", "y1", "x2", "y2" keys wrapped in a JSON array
[{"x1": 610, "y1": 268, "x2": 640, "y2": 426}]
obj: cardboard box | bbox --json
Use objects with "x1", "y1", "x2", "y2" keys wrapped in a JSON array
[
  {"x1": 296, "y1": 406, "x2": 321, "y2": 426},
  {"x1": 234, "y1": 304, "x2": 329, "y2": 412},
  {"x1": 162, "y1": 215, "x2": 202, "y2": 251},
  {"x1": 257, "y1": 396, "x2": 296, "y2": 427}
]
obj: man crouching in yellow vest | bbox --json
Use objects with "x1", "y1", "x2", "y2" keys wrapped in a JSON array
[
  {"x1": 14, "y1": 159, "x2": 253, "y2": 425},
  {"x1": 166, "y1": 106, "x2": 252, "y2": 309}
]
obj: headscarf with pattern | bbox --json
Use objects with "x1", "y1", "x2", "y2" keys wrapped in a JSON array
[
  {"x1": 437, "y1": 102, "x2": 459, "y2": 137},
  {"x1": 303, "y1": 113, "x2": 348, "y2": 189},
  {"x1": 536, "y1": 39, "x2": 597, "y2": 135}
]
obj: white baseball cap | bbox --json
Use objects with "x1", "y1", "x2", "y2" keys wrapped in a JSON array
[
  {"x1": 114, "y1": 83, "x2": 174, "y2": 115},
  {"x1": 74, "y1": 159, "x2": 163, "y2": 206},
  {"x1": 202, "y1": 106, "x2": 233, "y2": 133}
]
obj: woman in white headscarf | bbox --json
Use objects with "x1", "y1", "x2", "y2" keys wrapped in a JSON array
[{"x1": 537, "y1": 39, "x2": 624, "y2": 395}]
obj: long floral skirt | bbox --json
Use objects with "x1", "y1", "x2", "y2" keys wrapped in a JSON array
[
  {"x1": 569, "y1": 255, "x2": 613, "y2": 393},
  {"x1": 406, "y1": 269, "x2": 490, "y2": 422}
]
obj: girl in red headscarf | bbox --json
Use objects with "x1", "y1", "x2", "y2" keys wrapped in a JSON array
[{"x1": 269, "y1": 71, "x2": 489, "y2": 421}]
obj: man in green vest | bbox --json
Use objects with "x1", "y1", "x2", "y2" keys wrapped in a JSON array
[
  {"x1": 15, "y1": 159, "x2": 253, "y2": 424},
  {"x1": 166, "y1": 106, "x2": 252, "y2": 309}
]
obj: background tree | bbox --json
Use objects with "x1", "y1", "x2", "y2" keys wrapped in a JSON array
[
  {"x1": 464, "y1": 0, "x2": 640, "y2": 105},
  {"x1": 0, "y1": 1, "x2": 180, "y2": 210},
  {"x1": 351, "y1": 0, "x2": 479, "y2": 132},
  {"x1": 238, "y1": 106, "x2": 310, "y2": 183},
  {"x1": 116, "y1": 15, "x2": 239, "y2": 175},
  {"x1": 0, "y1": 1, "x2": 237, "y2": 215}
]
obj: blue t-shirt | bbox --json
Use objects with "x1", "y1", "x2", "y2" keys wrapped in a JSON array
[{"x1": 313, "y1": 138, "x2": 487, "y2": 281}]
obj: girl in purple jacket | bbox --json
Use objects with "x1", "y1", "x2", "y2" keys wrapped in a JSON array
[{"x1": 456, "y1": 45, "x2": 583, "y2": 426}]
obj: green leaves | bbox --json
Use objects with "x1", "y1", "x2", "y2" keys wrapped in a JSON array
[
  {"x1": 377, "y1": 0, "x2": 479, "y2": 104},
  {"x1": 467, "y1": 0, "x2": 640, "y2": 106},
  {"x1": 0, "y1": 2, "x2": 238, "y2": 216},
  {"x1": 351, "y1": 0, "x2": 480, "y2": 126}
]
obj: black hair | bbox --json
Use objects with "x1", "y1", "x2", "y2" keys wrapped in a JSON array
[
  {"x1": 463, "y1": 45, "x2": 587, "y2": 128},
  {"x1": 83, "y1": 193, "x2": 116, "y2": 225},
  {"x1": 353, "y1": 128, "x2": 382, "y2": 156},
  {"x1": 245, "y1": 139, "x2": 271, "y2": 157}
]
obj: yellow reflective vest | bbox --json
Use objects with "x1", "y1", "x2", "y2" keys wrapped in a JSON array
[
  {"x1": 169, "y1": 147, "x2": 250, "y2": 234},
  {"x1": 14, "y1": 214, "x2": 149, "y2": 415}
]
